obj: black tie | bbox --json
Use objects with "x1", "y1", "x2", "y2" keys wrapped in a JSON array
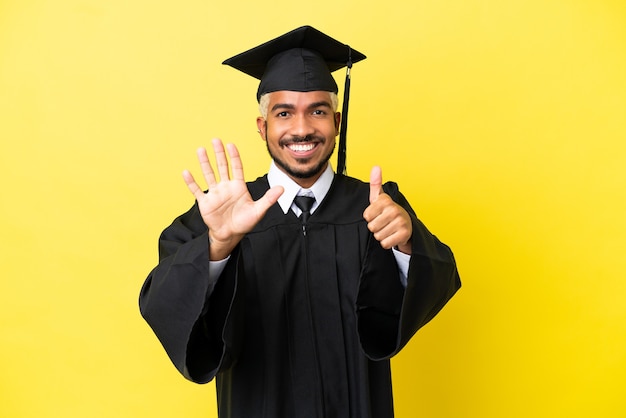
[{"x1": 293, "y1": 195, "x2": 315, "y2": 224}]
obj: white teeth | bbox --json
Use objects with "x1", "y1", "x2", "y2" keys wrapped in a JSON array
[{"x1": 288, "y1": 143, "x2": 315, "y2": 152}]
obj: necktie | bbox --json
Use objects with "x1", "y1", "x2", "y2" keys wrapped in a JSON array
[{"x1": 293, "y1": 195, "x2": 315, "y2": 224}]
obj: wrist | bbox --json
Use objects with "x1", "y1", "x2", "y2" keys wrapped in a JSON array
[{"x1": 208, "y1": 232, "x2": 239, "y2": 261}]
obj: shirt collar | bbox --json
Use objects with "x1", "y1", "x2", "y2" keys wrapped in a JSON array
[{"x1": 268, "y1": 161, "x2": 335, "y2": 214}]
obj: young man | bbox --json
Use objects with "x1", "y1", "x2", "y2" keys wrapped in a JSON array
[{"x1": 140, "y1": 26, "x2": 460, "y2": 418}]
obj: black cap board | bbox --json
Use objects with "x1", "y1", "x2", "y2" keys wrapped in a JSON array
[{"x1": 222, "y1": 26, "x2": 366, "y2": 174}]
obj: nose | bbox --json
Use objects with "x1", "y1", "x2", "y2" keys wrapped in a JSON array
[{"x1": 289, "y1": 114, "x2": 315, "y2": 138}]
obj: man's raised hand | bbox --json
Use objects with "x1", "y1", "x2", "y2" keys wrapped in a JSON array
[
  {"x1": 363, "y1": 166, "x2": 413, "y2": 254},
  {"x1": 183, "y1": 139, "x2": 284, "y2": 260}
]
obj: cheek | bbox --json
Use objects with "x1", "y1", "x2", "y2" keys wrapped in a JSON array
[
  {"x1": 265, "y1": 121, "x2": 286, "y2": 138},
  {"x1": 324, "y1": 122, "x2": 339, "y2": 138},
  {"x1": 264, "y1": 127, "x2": 283, "y2": 148}
]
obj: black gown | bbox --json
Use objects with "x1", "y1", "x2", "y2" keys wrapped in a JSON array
[{"x1": 139, "y1": 174, "x2": 461, "y2": 418}]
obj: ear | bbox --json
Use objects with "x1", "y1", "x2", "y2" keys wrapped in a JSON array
[
  {"x1": 256, "y1": 117, "x2": 267, "y2": 139},
  {"x1": 334, "y1": 112, "x2": 341, "y2": 136}
]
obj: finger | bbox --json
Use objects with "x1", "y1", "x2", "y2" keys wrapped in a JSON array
[
  {"x1": 363, "y1": 192, "x2": 386, "y2": 222},
  {"x1": 369, "y1": 220, "x2": 403, "y2": 249},
  {"x1": 369, "y1": 165, "x2": 383, "y2": 203},
  {"x1": 226, "y1": 143, "x2": 245, "y2": 181},
  {"x1": 381, "y1": 228, "x2": 412, "y2": 250},
  {"x1": 196, "y1": 147, "x2": 217, "y2": 188},
  {"x1": 254, "y1": 185, "x2": 284, "y2": 215},
  {"x1": 368, "y1": 207, "x2": 412, "y2": 249},
  {"x1": 182, "y1": 169, "x2": 205, "y2": 200},
  {"x1": 378, "y1": 231, "x2": 403, "y2": 250},
  {"x1": 368, "y1": 217, "x2": 392, "y2": 247},
  {"x1": 212, "y1": 138, "x2": 230, "y2": 181}
]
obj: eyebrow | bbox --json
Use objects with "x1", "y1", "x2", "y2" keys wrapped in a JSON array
[
  {"x1": 270, "y1": 101, "x2": 333, "y2": 113},
  {"x1": 270, "y1": 103, "x2": 295, "y2": 112}
]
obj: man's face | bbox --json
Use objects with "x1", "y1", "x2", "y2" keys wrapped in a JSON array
[{"x1": 257, "y1": 90, "x2": 341, "y2": 187}]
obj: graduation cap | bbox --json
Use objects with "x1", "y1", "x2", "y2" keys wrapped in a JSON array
[{"x1": 222, "y1": 26, "x2": 366, "y2": 175}]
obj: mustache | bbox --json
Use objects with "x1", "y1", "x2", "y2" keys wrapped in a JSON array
[{"x1": 279, "y1": 135, "x2": 325, "y2": 147}]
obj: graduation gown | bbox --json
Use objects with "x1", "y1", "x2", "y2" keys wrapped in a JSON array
[{"x1": 139, "y1": 174, "x2": 460, "y2": 418}]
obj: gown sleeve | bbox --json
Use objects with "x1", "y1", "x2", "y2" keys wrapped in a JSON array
[
  {"x1": 139, "y1": 202, "x2": 242, "y2": 383},
  {"x1": 356, "y1": 182, "x2": 461, "y2": 360}
]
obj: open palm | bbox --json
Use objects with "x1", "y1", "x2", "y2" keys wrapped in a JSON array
[{"x1": 183, "y1": 139, "x2": 284, "y2": 260}]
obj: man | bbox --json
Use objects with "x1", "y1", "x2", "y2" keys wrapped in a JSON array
[{"x1": 140, "y1": 26, "x2": 460, "y2": 418}]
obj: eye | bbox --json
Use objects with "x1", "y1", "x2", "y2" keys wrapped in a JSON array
[
  {"x1": 276, "y1": 111, "x2": 289, "y2": 118},
  {"x1": 312, "y1": 109, "x2": 326, "y2": 116}
]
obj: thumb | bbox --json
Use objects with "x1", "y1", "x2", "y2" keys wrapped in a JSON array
[
  {"x1": 256, "y1": 185, "x2": 284, "y2": 213},
  {"x1": 369, "y1": 166, "x2": 383, "y2": 203}
]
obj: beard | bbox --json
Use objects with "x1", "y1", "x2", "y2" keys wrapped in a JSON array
[{"x1": 265, "y1": 134, "x2": 336, "y2": 180}]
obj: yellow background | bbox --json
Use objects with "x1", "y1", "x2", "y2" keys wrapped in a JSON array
[{"x1": 1, "y1": 0, "x2": 625, "y2": 417}]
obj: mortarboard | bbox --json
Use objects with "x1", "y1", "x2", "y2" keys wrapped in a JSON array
[{"x1": 222, "y1": 26, "x2": 366, "y2": 175}]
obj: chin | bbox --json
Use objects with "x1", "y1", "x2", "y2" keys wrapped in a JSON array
[
  {"x1": 283, "y1": 163, "x2": 324, "y2": 180},
  {"x1": 268, "y1": 149, "x2": 332, "y2": 181}
]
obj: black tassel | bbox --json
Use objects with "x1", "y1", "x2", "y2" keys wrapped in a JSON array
[{"x1": 337, "y1": 47, "x2": 352, "y2": 175}]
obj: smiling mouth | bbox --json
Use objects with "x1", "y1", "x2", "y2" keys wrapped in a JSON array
[{"x1": 287, "y1": 143, "x2": 317, "y2": 152}]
